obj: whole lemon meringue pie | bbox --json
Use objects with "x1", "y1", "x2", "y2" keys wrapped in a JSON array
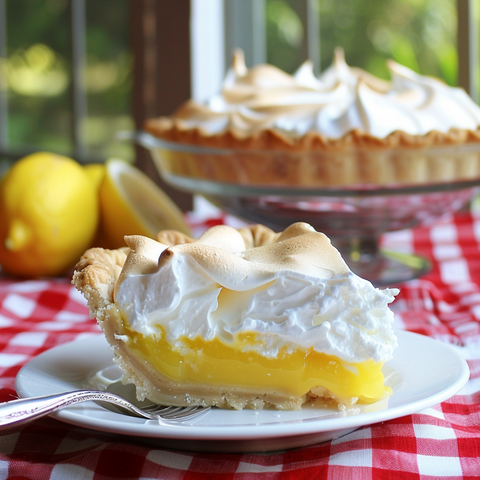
[
  {"x1": 73, "y1": 222, "x2": 398, "y2": 410},
  {"x1": 144, "y1": 49, "x2": 480, "y2": 187}
]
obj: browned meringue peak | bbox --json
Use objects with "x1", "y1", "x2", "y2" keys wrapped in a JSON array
[
  {"x1": 224, "y1": 52, "x2": 331, "y2": 110},
  {"x1": 113, "y1": 235, "x2": 167, "y2": 299},
  {"x1": 115, "y1": 223, "x2": 351, "y2": 296},
  {"x1": 331, "y1": 47, "x2": 390, "y2": 93},
  {"x1": 240, "y1": 231, "x2": 350, "y2": 278},
  {"x1": 226, "y1": 47, "x2": 389, "y2": 109},
  {"x1": 193, "y1": 224, "x2": 249, "y2": 252},
  {"x1": 227, "y1": 49, "x2": 299, "y2": 97}
]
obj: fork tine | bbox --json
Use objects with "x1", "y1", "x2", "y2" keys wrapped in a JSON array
[
  {"x1": 175, "y1": 407, "x2": 211, "y2": 421},
  {"x1": 158, "y1": 406, "x2": 197, "y2": 418},
  {"x1": 141, "y1": 404, "x2": 211, "y2": 421},
  {"x1": 142, "y1": 405, "x2": 183, "y2": 416},
  {"x1": 143, "y1": 405, "x2": 179, "y2": 414},
  {"x1": 161, "y1": 406, "x2": 211, "y2": 420}
]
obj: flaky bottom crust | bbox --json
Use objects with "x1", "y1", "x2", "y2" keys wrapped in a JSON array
[{"x1": 72, "y1": 227, "x2": 358, "y2": 410}]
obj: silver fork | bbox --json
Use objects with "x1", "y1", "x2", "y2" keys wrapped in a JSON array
[{"x1": 0, "y1": 390, "x2": 211, "y2": 431}]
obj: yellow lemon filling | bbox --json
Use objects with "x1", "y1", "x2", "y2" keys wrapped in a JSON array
[{"x1": 125, "y1": 326, "x2": 391, "y2": 404}]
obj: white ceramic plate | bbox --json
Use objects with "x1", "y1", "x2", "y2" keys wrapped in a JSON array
[{"x1": 15, "y1": 330, "x2": 469, "y2": 453}]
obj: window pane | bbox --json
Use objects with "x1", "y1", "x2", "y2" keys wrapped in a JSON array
[
  {"x1": 85, "y1": 0, "x2": 133, "y2": 161},
  {"x1": 5, "y1": 0, "x2": 72, "y2": 153},
  {"x1": 319, "y1": 0, "x2": 457, "y2": 85},
  {"x1": 265, "y1": 0, "x2": 457, "y2": 86},
  {"x1": 266, "y1": 0, "x2": 305, "y2": 73},
  {"x1": 3, "y1": 0, "x2": 134, "y2": 162}
]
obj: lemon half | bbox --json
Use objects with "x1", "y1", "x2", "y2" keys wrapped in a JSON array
[{"x1": 98, "y1": 160, "x2": 190, "y2": 249}]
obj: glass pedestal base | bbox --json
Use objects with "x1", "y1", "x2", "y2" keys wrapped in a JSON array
[{"x1": 333, "y1": 237, "x2": 430, "y2": 286}]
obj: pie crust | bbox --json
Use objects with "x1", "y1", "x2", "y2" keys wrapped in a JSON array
[{"x1": 144, "y1": 118, "x2": 480, "y2": 188}]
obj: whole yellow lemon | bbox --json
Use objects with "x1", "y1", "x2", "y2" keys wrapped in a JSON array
[{"x1": 0, "y1": 152, "x2": 99, "y2": 277}]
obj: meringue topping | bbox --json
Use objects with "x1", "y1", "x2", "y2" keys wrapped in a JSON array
[
  {"x1": 170, "y1": 48, "x2": 480, "y2": 140},
  {"x1": 114, "y1": 223, "x2": 398, "y2": 364}
]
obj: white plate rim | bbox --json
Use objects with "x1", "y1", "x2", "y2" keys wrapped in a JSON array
[{"x1": 15, "y1": 330, "x2": 470, "y2": 442}]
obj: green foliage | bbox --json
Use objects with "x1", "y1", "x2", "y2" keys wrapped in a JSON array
[
  {"x1": 266, "y1": 0, "x2": 458, "y2": 85},
  {"x1": 4, "y1": 0, "x2": 133, "y2": 161}
]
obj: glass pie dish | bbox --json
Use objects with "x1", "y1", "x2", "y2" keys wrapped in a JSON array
[{"x1": 136, "y1": 131, "x2": 480, "y2": 286}]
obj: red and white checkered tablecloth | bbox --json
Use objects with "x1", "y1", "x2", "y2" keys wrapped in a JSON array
[{"x1": 1, "y1": 210, "x2": 480, "y2": 479}]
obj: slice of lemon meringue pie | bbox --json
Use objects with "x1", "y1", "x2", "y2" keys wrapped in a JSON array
[{"x1": 73, "y1": 222, "x2": 398, "y2": 410}]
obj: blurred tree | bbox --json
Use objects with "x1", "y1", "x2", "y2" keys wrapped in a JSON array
[
  {"x1": 4, "y1": 0, "x2": 133, "y2": 161},
  {"x1": 266, "y1": 0, "x2": 457, "y2": 86}
]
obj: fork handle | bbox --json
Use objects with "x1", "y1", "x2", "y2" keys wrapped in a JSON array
[{"x1": 0, "y1": 390, "x2": 140, "y2": 430}]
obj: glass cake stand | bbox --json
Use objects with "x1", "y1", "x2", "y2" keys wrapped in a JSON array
[{"x1": 136, "y1": 132, "x2": 480, "y2": 286}]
